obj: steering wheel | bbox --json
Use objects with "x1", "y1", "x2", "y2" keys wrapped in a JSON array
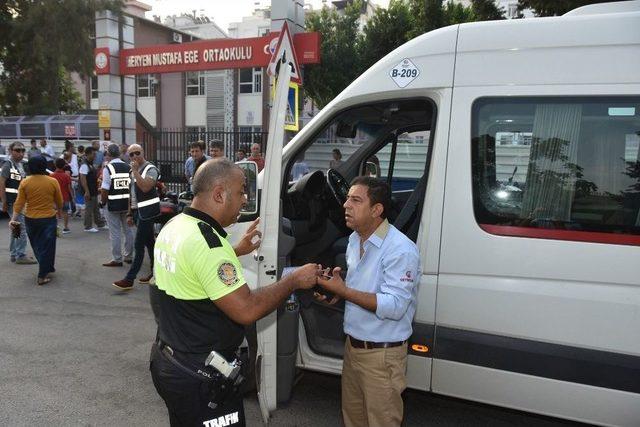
[{"x1": 327, "y1": 169, "x2": 350, "y2": 206}]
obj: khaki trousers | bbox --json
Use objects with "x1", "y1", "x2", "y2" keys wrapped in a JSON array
[{"x1": 342, "y1": 338, "x2": 408, "y2": 427}]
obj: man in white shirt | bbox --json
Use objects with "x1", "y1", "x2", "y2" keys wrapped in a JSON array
[
  {"x1": 317, "y1": 177, "x2": 420, "y2": 427},
  {"x1": 39, "y1": 139, "x2": 55, "y2": 162}
]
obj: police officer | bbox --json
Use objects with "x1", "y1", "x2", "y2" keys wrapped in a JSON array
[
  {"x1": 100, "y1": 144, "x2": 134, "y2": 266},
  {"x1": 112, "y1": 143, "x2": 158, "y2": 290},
  {"x1": 0, "y1": 142, "x2": 36, "y2": 264},
  {"x1": 150, "y1": 158, "x2": 321, "y2": 426}
]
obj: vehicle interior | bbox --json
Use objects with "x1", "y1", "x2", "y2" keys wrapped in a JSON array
[
  {"x1": 275, "y1": 99, "x2": 436, "y2": 378},
  {"x1": 471, "y1": 97, "x2": 640, "y2": 235}
]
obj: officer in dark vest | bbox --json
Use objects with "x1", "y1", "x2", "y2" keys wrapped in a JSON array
[
  {"x1": 100, "y1": 144, "x2": 134, "y2": 267},
  {"x1": 112, "y1": 143, "x2": 159, "y2": 291},
  {"x1": 0, "y1": 141, "x2": 36, "y2": 264},
  {"x1": 150, "y1": 159, "x2": 322, "y2": 426}
]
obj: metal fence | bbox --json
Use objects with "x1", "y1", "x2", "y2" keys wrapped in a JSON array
[{"x1": 142, "y1": 128, "x2": 268, "y2": 192}]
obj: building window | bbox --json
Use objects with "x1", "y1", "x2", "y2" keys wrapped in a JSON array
[
  {"x1": 186, "y1": 72, "x2": 205, "y2": 96},
  {"x1": 137, "y1": 74, "x2": 156, "y2": 98},
  {"x1": 507, "y1": 3, "x2": 518, "y2": 18},
  {"x1": 239, "y1": 68, "x2": 262, "y2": 94},
  {"x1": 472, "y1": 96, "x2": 640, "y2": 246},
  {"x1": 90, "y1": 75, "x2": 98, "y2": 99}
]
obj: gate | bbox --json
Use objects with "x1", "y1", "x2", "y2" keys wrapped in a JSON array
[{"x1": 142, "y1": 128, "x2": 268, "y2": 192}]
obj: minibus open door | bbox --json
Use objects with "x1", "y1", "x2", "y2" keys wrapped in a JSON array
[{"x1": 253, "y1": 60, "x2": 292, "y2": 423}]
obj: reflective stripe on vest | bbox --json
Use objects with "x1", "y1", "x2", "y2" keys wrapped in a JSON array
[
  {"x1": 137, "y1": 196, "x2": 160, "y2": 208},
  {"x1": 5, "y1": 161, "x2": 23, "y2": 204},
  {"x1": 141, "y1": 163, "x2": 154, "y2": 179},
  {"x1": 106, "y1": 162, "x2": 130, "y2": 212},
  {"x1": 134, "y1": 162, "x2": 160, "y2": 220},
  {"x1": 108, "y1": 194, "x2": 130, "y2": 200}
]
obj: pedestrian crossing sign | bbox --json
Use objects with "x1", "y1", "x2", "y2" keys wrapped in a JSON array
[
  {"x1": 285, "y1": 82, "x2": 299, "y2": 131},
  {"x1": 272, "y1": 80, "x2": 299, "y2": 132}
]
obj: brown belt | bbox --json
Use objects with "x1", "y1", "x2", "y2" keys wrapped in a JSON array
[{"x1": 348, "y1": 335, "x2": 406, "y2": 350}]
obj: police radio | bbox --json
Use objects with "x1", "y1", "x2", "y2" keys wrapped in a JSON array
[{"x1": 204, "y1": 351, "x2": 244, "y2": 409}]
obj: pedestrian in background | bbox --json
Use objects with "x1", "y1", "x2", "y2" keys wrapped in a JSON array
[
  {"x1": 0, "y1": 142, "x2": 36, "y2": 264},
  {"x1": 10, "y1": 156, "x2": 63, "y2": 285},
  {"x1": 184, "y1": 140, "x2": 209, "y2": 188},
  {"x1": 39, "y1": 138, "x2": 56, "y2": 170},
  {"x1": 248, "y1": 143, "x2": 265, "y2": 172},
  {"x1": 330, "y1": 148, "x2": 343, "y2": 169},
  {"x1": 235, "y1": 147, "x2": 247, "y2": 162},
  {"x1": 92, "y1": 140, "x2": 105, "y2": 169},
  {"x1": 209, "y1": 139, "x2": 225, "y2": 159},
  {"x1": 50, "y1": 158, "x2": 73, "y2": 235},
  {"x1": 79, "y1": 147, "x2": 106, "y2": 232},
  {"x1": 119, "y1": 143, "x2": 129, "y2": 162},
  {"x1": 112, "y1": 144, "x2": 159, "y2": 291},
  {"x1": 100, "y1": 144, "x2": 133, "y2": 267},
  {"x1": 28, "y1": 139, "x2": 41, "y2": 159}
]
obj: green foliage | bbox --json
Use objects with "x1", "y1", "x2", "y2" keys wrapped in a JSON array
[
  {"x1": 303, "y1": 2, "x2": 362, "y2": 109},
  {"x1": 407, "y1": 0, "x2": 445, "y2": 39},
  {"x1": 471, "y1": 0, "x2": 505, "y2": 20},
  {"x1": 359, "y1": 0, "x2": 413, "y2": 70},
  {"x1": 0, "y1": 0, "x2": 122, "y2": 115},
  {"x1": 517, "y1": 0, "x2": 616, "y2": 16},
  {"x1": 443, "y1": 1, "x2": 475, "y2": 25}
]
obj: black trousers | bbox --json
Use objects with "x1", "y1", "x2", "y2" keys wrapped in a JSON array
[
  {"x1": 125, "y1": 212, "x2": 155, "y2": 281},
  {"x1": 25, "y1": 216, "x2": 57, "y2": 279},
  {"x1": 150, "y1": 345, "x2": 246, "y2": 427}
]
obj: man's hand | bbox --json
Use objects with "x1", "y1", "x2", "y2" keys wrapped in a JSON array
[
  {"x1": 127, "y1": 216, "x2": 134, "y2": 227},
  {"x1": 1, "y1": 204, "x2": 7, "y2": 213},
  {"x1": 234, "y1": 218, "x2": 262, "y2": 257},
  {"x1": 291, "y1": 263, "x2": 324, "y2": 290},
  {"x1": 84, "y1": 191, "x2": 91, "y2": 201},
  {"x1": 317, "y1": 267, "x2": 347, "y2": 299}
]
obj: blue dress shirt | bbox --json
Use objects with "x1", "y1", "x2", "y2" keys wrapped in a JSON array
[{"x1": 343, "y1": 219, "x2": 421, "y2": 342}]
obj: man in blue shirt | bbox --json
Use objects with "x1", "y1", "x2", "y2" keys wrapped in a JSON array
[
  {"x1": 317, "y1": 176, "x2": 420, "y2": 427},
  {"x1": 184, "y1": 141, "x2": 210, "y2": 189}
]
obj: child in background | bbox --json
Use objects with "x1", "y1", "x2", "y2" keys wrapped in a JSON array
[{"x1": 50, "y1": 158, "x2": 73, "y2": 234}]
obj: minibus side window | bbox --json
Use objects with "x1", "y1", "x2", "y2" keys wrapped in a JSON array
[{"x1": 471, "y1": 96, "x2": 640, "y2": 246}]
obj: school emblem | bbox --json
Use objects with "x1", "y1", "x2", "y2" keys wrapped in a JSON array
[{"x1": 217, "y1": 262, "x2": 239, "y2": 286}]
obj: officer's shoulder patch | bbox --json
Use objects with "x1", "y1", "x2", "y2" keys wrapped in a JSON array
[
  {"x1": 197, "y1": 222, "x2": 222, "y2": 249},
  {"x1": 217, "y1": 262, "x2": 239, "y2": 286}
]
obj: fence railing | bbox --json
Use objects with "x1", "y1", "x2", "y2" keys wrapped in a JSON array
[{"x1": 142, "y1": 128, "x2": 268, "y2": 192}]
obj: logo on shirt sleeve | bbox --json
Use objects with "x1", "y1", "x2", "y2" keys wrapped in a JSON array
[
  {"x1": 400, "y1": 270, "x2": 414, "y2": 283},
  {"x1": 217, "y1": 262, "x2": 239, "y2": 286}
]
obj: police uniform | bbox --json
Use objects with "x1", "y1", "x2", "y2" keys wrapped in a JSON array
[{"x1": 150, "y1": 207, "x2": 246, "y2": 427}]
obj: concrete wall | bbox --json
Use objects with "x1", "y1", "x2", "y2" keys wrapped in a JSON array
[
  {"x1": 159, "y1": 73, "x2": 184, "y2": 129},
  {"x1": 237, "y1": 94, "x2": 263, "y2": 127},
  {"x1": 137, "y1": 98, "x2": 156, "y2": 126},
  {"x1": 185, "y1": 97, "x2": 206, "y2": 127}
]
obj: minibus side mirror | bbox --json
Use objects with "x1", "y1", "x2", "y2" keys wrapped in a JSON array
[
  {"x1": 365, "y1": 161, "x2": 379, "y2": 178},
  {"x1": 236, "y1": 160, "x2": 259, "y2": 216}
]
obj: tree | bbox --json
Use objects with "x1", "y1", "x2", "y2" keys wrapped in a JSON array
[
  {"x1": 303, "y1": 2, "x2": 362, "y2": 109},
  {"x1": 517, "y1": 0, "x2": 616, "y2": 16},
  {"x1": 407, "y1": 0, "x2": 445, "y2": 39},
  {"x1": 359, "y1": 0, "x2": 413, "y2": 71},
  {"x1": 471, "y1": 0, "x2": 505, "y2": 20},
  {"x1": 0, "y1": 0, "x2": 122, "y2": 115},
  {"x1": 302, "y1": 0, "x2": 508, "y2": 108}
]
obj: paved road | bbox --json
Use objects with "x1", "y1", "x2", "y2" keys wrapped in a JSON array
[{"x1": 0, "y1": 216, "x2": 581, "y2": 426}]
